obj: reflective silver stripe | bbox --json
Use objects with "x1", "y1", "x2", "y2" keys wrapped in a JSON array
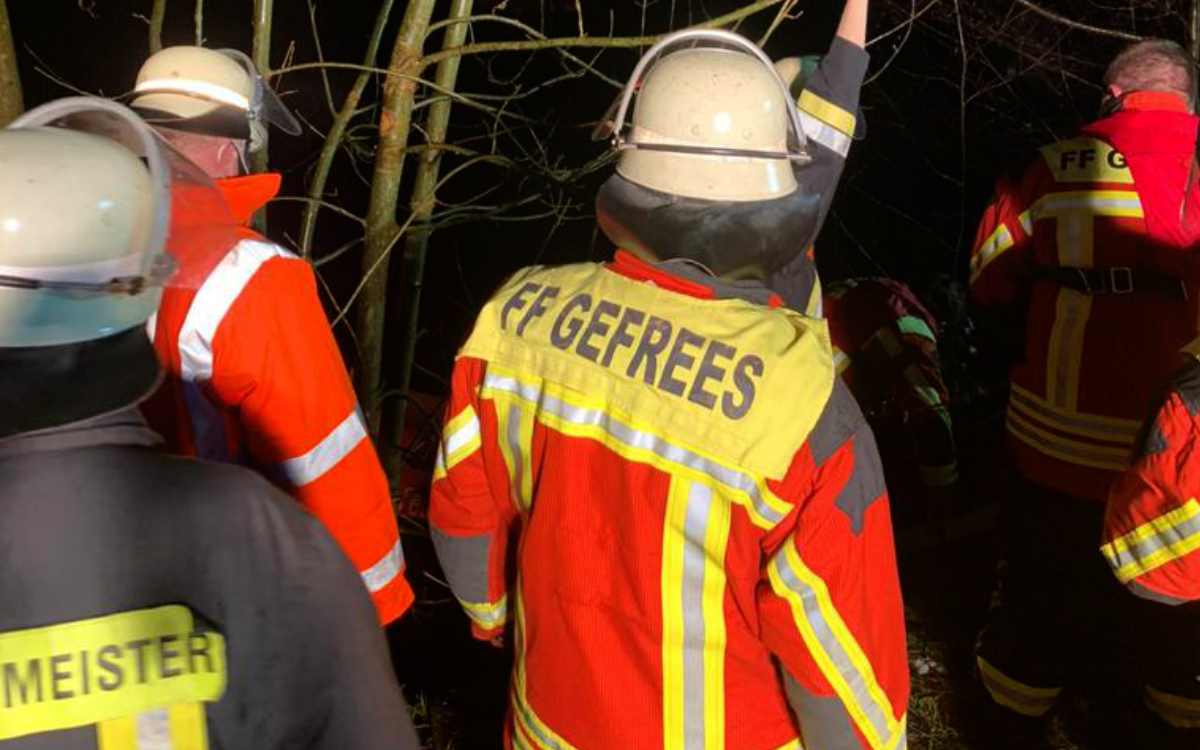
[
  {"x1": 145, "y1": 312, "x2": 158, "y2": 342},
  {"x1": 1019, "y1": 211, "x2": 1033, "y2": 235},
  {"x1": 1104, "y1": 512, "x2": 1200, "y2": 576},
  {"x1": 506, "y1": 403, "x2": 528, "y2": 508},
  {"x1": 1034, "y1": 194, "x2": 1143, "y2": 216},
  {"x1": 459, "y1": 597, "x2": 507, "y2": 627},
  {"x1": 772, "y1": 550, "x2": 896, "y2": 748},
  {"x1": 514, "y1": 692, "x2": 571, "y2": 750},
  {"x1": 799, "y1": 111, "x2": 851, "y2": 158},
  {"x1": 361, "y1": 539, "x2": 405, "y2": 593},
  {"x1": 681, "y1": 481, "x2": 712, "y2": 750},
  {"x1": 1009, "y1": 386, "x2": 1139, "y2": 443},
  {"x1": 178, "y1": 240, "x2": 292, "y2": 382},
  {"x1": 482, "y1": 373, "x2": 787, "y2": 526},
  {"x1": 278, "y1": 409, "x2": 369, "y2": 487},
  {"x1": 446, "y1": 412, "x2": 481, "y2": 456},
  {"x1": 1005, "y1": 409, "x2": 1129, "y2": 470},
  {"x1": 135, "y1": 707, "x2": 171, "y2": 750}
]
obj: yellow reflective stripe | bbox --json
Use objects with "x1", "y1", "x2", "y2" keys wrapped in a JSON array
[
  {"x1": 798, "y1": 90, "x2": 856, "y2": 137},
  {"x1": 1146, "y1": 686, "x2": 1200, "y2": 729},
  {"x1": 481, "y1": 368, "x2": 793, "y2": 530},
  {"x1": 768, "y1": 542, "x2": 902, "y2": 750},
  {"x1": 919, "y1": 462, "x2": 959, "y2": 488},
  {"x1": 433, "y1": 404, "x2": 483, "y2": 481},
  {"x1": 1009, "y1": 383, "x2": 1141, "y2": 444},
  {"x1": 1032, "y1": 190, "x2": 1144, "y2": 220},
  {"x1": 773, "y1": 740, "x2": 804, "y2": 750},
  {"x1": 1005, "y1": 408, "x2": 1130, "y2": 471},
  {"x1": 977, "y1": 657, "x2": 1060, "y2": 717},
  {"x1": 832, "y1": 347, "x2": 851, "y2": 376},
  {"x1": 97, "y1": 704, "x2": 208, "y2": 750},
  {"x1": 1101, "y1": 499, "x2": 1200, "y2": 583},
  {"x1": 510, "y1": 582, "x2": 579, "y2": 750},
  {"x1": 1044, "y1": 289, "x2": 1092, "y2": 411},
  {"x1": 970, "y1": 223, "x2": 1015, "y2": 284},
  {"x1": 662, "y1": 478, "x2": 732, "y2": 750},
  {"x1": 1018, "y1": 211, "x2": 1033, "y2": 235},
  {"x1": 457, "y1": 594, "x2": 509, "y2": 630},
  {"x1": 1040, "y1": 138, "x2": 1135, "y2": 184},
  {"x1": 490, "y1": 394, "x2": 535, "y2": 511}
]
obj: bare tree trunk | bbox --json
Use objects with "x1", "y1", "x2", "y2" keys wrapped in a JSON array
[
  {"x1": 385, "y1": 0, "x2": 473, "y2": 473},
  {"x1": 300, "y1": 0, "x2": 396, "y2": 259},
  {"x1": 1191, "y1": 0, "x2": 1200, "y2": 62},
  {"x1": 249, "y1": 0, "x2": 273, "y2": 234},
  {"x1": 0, "y1": 0, "x2": 22, "y2": 127},
  {"x1": 355, "y1": 0, "x2": 438, "y2": 434},
  {"x1": 149, "y1": 0, "x2": 166, "y2": 54}
]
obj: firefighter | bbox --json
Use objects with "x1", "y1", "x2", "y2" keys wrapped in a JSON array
[
  {"x1": 0, "y1": 98, "x2": 418, "y2": 749},
  {"x1": 129, "y1": 46, "x2": 413, "y2": 625},
  {"x1": 968, "y1": 38, "x2": 1200, "y2": 742},
  {"x1": 1100, "y1": 339, "x2": 1200, "y2": 747},
  {"x1": 431, "y1": 20, "x2": 911, "y2": 750},
  {"x1": 824, "y1": 278, "x2": 958, "y2": 527}
]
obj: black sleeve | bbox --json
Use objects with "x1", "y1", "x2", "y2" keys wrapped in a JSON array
[
  {"x1": 180, "y1": 469, "x2": 420, "y2": 750},
  {"x1": 798, "y1": 37, "x2": 871, "y2": 245}
]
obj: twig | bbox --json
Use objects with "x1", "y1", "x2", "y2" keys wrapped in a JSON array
[
  {"x1": 306, "y1": 0, "x2": 337, "y2": 117},
  {"x1": 869, "y1": 0, "x2": 940, "y2": 47},
  {"x1": 952, "y1": 0, "x2": 968, "y2": 259},
  {"x1": 1012, "y1": 0, "x2": 1142, "y2": 41},
  {"x1": 757, "y1": 0, "x2": 799, "y2": 46},
  {"x1": 865, "y1": 0, "x2": 920, "y2": 85},
  {"x1": 420, "y1": 0, "x2": 786, "y2": 68},
  {"x1": 270, "y1": 196, "x2": 366, "y2": 225},
  {"x1": 194, "y1": 0, "x2": 203, "y2": 45}
]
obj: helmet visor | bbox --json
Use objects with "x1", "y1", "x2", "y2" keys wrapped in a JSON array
[
  {"x1": 7, "y1": 97, "x2": 242, "y2": 293},
  {"x1": 218, "y1": 49, "x2": 302, "y2": 136}
]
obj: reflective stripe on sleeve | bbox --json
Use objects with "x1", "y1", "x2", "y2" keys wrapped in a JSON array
[
  {"x1": 434, "y1": 404, "x2": 483, "y2": 481},
  {"x1": 799, "y1": 112, "x2": 852, "y2": 158},
  {"x1": 767, "y1": 541, "x2": 904, "y2": 750},
  {"x1": 1101, "y1": 498, "x2": 1200, "y2": 584},
  {"x1": 969, "y1": 224, "x2": 1014, "y2": 284},
  {"x1": 798, "y1": 90, "x2": 857, "y2": 137},
  {"x1": 458, "y1": 595, "x2": 508, "y2": 631},
  {"x1": 977, "y1": 657, "x2": 1061, "y2": 717},
  {"x1": 832, "y1": 347, "x2": 852, "y2": 376},
  {"x1": 895, "y1": 316, "x2": 935, "y2": 342},
  {"x1": 1146, "y1": 686, "x2": 1200, "y2": 729},
  {"x1": 277, "y1": 409, "x2": 368, "y2": 487},
  {"x1": 361, "y1": 539, "x2": 405, "y2": 594}
]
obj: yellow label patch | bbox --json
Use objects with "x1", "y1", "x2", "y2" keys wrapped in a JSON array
[
  {"x1": 0, "y1": 605, "x2": 226, "y2": 741},
  {"x1": 1040, "y1": 137, "x2": 1134, "y2": 184},
  {"x1": 459, "y1": 263, "x2": 834, "y2": 479}
]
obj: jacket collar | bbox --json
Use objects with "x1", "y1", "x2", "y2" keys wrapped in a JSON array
[
  {"x1": 607, "y1": 250, "x2": 783, "y2": 308},
  {"x1": 1121, "y1": 91, "x2": 1192, "y2": 114},
  {"x1": 216, "y1": 173, "x2": 281, "y2": 227},
  {"x1": 0, "y1": 408, "x2": 162, "y2": 459}
]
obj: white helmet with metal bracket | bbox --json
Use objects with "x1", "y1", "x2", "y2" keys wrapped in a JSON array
[
  {"x1": 600, "y1": 29, "x2": 811, "y2": 202},
  {"x1": 0, "y1": 97, "x2": 239, "y2": 347},
  {"x1": 131, "y1": 45, "x2": 301, "y2": 151}
]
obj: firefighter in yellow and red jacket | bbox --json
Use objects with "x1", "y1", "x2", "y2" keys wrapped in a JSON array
[
  {"x1": 131, "y1": 47, "x2": 413, "y2": 625},
  {"x1": 430, "y1": 12, "x2": 911, "y2": 750},
  {"x1": 968, "y1": 39, "x2": 1200, "y2": 739},
  {"x1": 1101, "y1": 339, "x2": 1200, "y2": 746}
]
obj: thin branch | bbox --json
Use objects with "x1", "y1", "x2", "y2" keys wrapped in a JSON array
[
  {"x1": 953, "y1": 0, "x2": 968, "y2": 259},
  {"x1": 758, "y1": 0, "x2": 800, "y2": 46},
  {"x1": 1013, "y1": 0, "x2": 1143, "y2": 41},
  {"x1": 420, "y1": 0, "x2": 786, "y2": 68},
  {"x1": 868, "y1": 0, "x2": 940, "y2": 46},
  {"x1": 865, "y1": 0, "x2": 920, "y2": 84},
  {"x1": 306, "y1": 0, "x2": 337, "y2": 117},
  {"x1": 270, "y1": 196, "x2": 366, "y2": 225},
  {"x1": 194, "y1": 0, "x2": 203, "y2": 45}
]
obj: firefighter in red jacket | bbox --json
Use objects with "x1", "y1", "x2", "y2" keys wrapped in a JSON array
[
  {"x1": 430, "y1": 13, "x2": 910, "y2": 750},
  {"x1": 824, "y1": 278, "x2": 958, "y2": 525},
  {"x1": 1101, "y1": 339, "x2": 1200, "y2": 746},
  {"x1": 131, "y1": 47, "x2": 413, "y2": 625},
  {"x1": 969, "y1": 39, "x2": 1200, "y2": 741}
]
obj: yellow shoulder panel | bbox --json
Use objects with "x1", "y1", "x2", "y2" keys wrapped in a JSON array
[
  {"x1": 1040, "y1": 137, "x2": 1134, "y2": 185},
  {"x1": 459, "y1": 263, "x2": 834, "y2": 479}
]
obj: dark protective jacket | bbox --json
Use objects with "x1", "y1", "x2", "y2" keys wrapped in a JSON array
[{"x1": 0, "y1": 409, "x2": 418, "y2": 750}]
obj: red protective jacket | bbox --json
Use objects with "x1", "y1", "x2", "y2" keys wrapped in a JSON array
[
  {"x1": 143, "y1": 174, "x2": 413, "y2": 625},
  {"x1": 430, "y1": 252, "x2": 909, "y2": 750},
  {"x1": 824, "y1": 278, "x2": 957, "y2": 505},
  {"x1": 970, "y1": 93, "x2": 1200, "y2": 501},
  {"x1": 1102, "y1": 340, "x2": 1200, "y2": 605}
]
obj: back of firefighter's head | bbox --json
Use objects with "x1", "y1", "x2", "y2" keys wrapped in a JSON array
[
  {"x1": 1103, "y1": 39, "x2": 1198, "y2": 113},
  {"x1": 0, "y1": 125, "x2": 162, "y2": 437},
  {"x1": 596, "y1": 31, "x2": 821, "y2": 280},
  {"x1": 131, "y1": 46, "x2": 300, "y2": 179}
]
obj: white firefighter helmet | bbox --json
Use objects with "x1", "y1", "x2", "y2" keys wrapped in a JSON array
[
  {"x1": 0, "y1": 97, "x2": 238, "y2": 348},
  {"x1": 603, "y1": 29, "x2": 810, "y2": 202},
  {"x1": 131, "y1": 45, "x2": 301, "y2": 150}
]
